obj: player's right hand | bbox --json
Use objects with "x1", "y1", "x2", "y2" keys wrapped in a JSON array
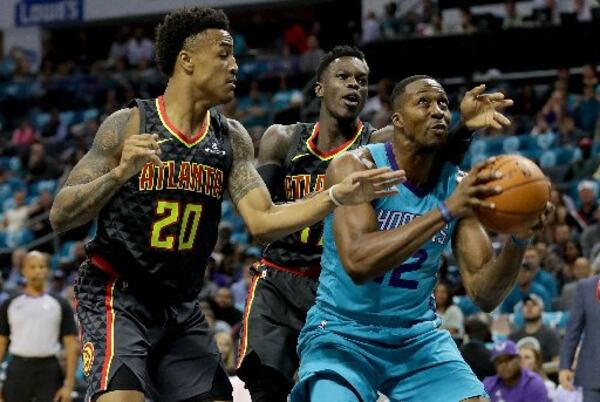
[
  {"x1": 559, "y1": 369, "x2": 575, "y2": 390},
  {"x1": 115, "y1": 133, "x2": 162, "y2": 183},
  {"x1": 445, "y1": 157, "x2": 503, "y2": 219}
]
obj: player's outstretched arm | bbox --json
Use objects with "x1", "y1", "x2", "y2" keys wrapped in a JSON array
[
  {"x1": 50, "y1": 108, "x2": 161, "y2": 232},
  {"x1": 227, "y1": 120, "x2": 403, "y2": 243}
]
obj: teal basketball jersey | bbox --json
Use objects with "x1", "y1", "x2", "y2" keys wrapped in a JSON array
[{"x1": 316, "y1": 142, "x2": 461, "y2": 335}]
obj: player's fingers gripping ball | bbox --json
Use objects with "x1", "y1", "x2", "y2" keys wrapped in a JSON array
[{"x1": 473, "y1": 154, "x2": 551, "y2": 234}]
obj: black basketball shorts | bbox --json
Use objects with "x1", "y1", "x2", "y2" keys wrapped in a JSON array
[{"x1": 75, "y1": 255, "x2": 232, "y2": 402}]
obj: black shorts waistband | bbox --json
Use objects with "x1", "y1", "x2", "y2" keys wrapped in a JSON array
[
  {"x1": 12, "y1": 355, "x2": 57, "y2": 362},
  {"x1": 259, "y1": 259, "x2": 321, "y2": 279}
]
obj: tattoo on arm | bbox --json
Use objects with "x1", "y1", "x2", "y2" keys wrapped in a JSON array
[
  {"x1": 50, "y1": 108, "x2": 132, "y2": 232},
  {"x1": 227, "y1": 119, "x2": 266, "y2": 204}
]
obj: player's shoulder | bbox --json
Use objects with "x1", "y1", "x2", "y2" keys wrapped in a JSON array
[
  {"x1": 263, "y1": 123, "x2": 298, "y2": 144},
  {"x1": 93, "y1": 106, "x2": 140, "y2": 151},
  {"x1": 257, "y1": 123, "x2": 301, "y2": 164}
]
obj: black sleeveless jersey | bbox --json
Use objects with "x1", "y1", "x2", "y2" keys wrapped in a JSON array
[
  {"x1": 262, "y1": 121, "x2": 374, "y2": 272},
  {"x1": 87, "y1": 97, "x2": 233, "y2": 301}
]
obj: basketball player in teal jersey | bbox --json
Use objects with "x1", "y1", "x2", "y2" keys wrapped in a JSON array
[
  {"x1": 290, "y1": 75, "x2": 550, "y2": 402},
  {"x1": 238, "y1": 46, "x2": 516, "y2": 401}
]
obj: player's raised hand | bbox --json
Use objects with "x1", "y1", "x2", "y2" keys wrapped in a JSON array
[
  {"x1": 460, "y1": 84, "x2": 514, "y2": 131},
  {"x1": 331, "y1": 167, "x2": 406, "y2": 206},
  {"x1": 446, "y1": 157, "x2": 503, "y2": 218},
  {"x1": 115, "y1": 133, "x2": 162, "y2": 183}
]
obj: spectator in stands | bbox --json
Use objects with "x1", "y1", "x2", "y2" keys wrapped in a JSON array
[
  {"x1": 517, "y1": 337, "x2": 557, "y2": 400},
  {"x1": 40, "y1": 108, "x2": 68, "y2": 144},
  {"x1": 419, "y1": 12, "x2": 445, "y2": 37},
  {"x1": 574, "y1": 85, "x2": 600, "y2": 134},
  {"x1": 215, "y1": 331, "x2": 236, "y2": 376},
  {"x1": 0, "y1": 251, "x2": 78, "y2": 402},
  {"x1": 11, "y1": 119, "x2": 38, "y2": 147},
  {"x1": 574, "y1": 0, "x2": 593, "y2": 21},
  {"x1": 556, "y1": 257, "x2": 592, "y2": 310},
  {"x1": 559, "y1": 271, "x2": 600, "y2": 402},
  {"x1": 565, "y1": 137, "x2": 600, "y2": 181},
  {"x1": 503, "y1": 0, "x2": 524, "y2": 29},
  {"x1": 397, "y1": 10, "x2": 419, "y2": 37},
  {"x1": 282, "y1": 17, "x2": 307, "y2": 54},
  {"x1": 25, "y1": 141, "x2": 60, "y2": 183},
  {"x1": 483, "y1": 340, "x2": 550, "y2": 402},
  {"x1": 361, "y1": 78, "x2": 393, "y2": 122},
  {"x1": 435, "y1": 281, "x2": 464, "y2": 341},
  {"x1": 461, "y1": 316, "x2": 495, "y2": 381},
  {"x1": 558, "y1": 115, "x2": 587, "y2": 146},
  {"x1": 231, "y1": 262, "x2": 253, "y2": 312},
  {"x1": 210, "y1": 287, "x2": 243, "y2": 327},
  {"x1": 417, "y1": 0, "x2": 438, "y2": 24},
  {"x1": 560, "y1": 240, "x2": 584, "y2": 286},
  {"x1": 299, "y1": 35, "x2": 325, "y2": 74},
  {"x1": 534, "y1": 241, "x2": 565, "y2": 278},
  {"x1": 107, "y1": 26, "x2": 130, "y2": 67},
  {"x1": 2, "y1": 189, "x2": 30, "y2": 231},
  {"x1": 501, "y1": 261, "x2": 552, "y2": 314},
  {"x1": 3, "y1": 247, "x2": 26, "y2": 293},
  {"x1": 524, "y1": 246, "x2": 559, "y2": 298},
  {"x1": 576, "y1": 180, "x2": 598, "y2": 226},
  {"x1": 581, "y1": 64, "x2": 598, "y2": 89},
  {"x1": 237, "y1": 81, "x2": 270, "y2": 128},
  {"x1": 581, "y1": 208, "x2": 600, "y2": 258},
  {"x1": 551, "y1": 223, "x2": 573, "y2": 259},
  {"x1": 28, "y1": 189, "x2": 54, "y2": 247},
  {"x1": 380, "y1": 2, "x2": 399, "y2": 38},
  {"x1": 459, "y1": 7, "x2": 478, "y2": 34},
  {"x1": 58, "y1": 241, "x2": 86, "y2": 276},
  {"x1": 533, "y1": 0, "x2": 560, "y2": 26},
  {"x1": 509, "y1": 293, "x2": 561, "y2": 363},
  {"x1": 362, "y1": 11, "x2": 382, "y2": 44},
  {"x1": 531, "y1": 114, "x2": 554, "y2": 135},
  {"x1": 126, "y1": 27, "x2": 154, "y2": 68}
]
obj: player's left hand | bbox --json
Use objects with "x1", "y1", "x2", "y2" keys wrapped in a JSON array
[
  {"x1": 332, "y1": 167, "x2": 406, "y2": 206},
  {"x1": 512, "y1": 201, "x2": 554, "y2": 241},
  {"x1": 460, "y1": 84, "x2": 514, "y2": 131},
  {"x1": 53, "y1": 385, "x2": 72, "y2": 402}
]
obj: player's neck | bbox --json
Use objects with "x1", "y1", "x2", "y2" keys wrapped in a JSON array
[
  {"x1": 162, "y1": 81, "x2": 211, "y2": 139},
  {"x1": 24, "y1": 284, "x2": 45, "y2": 296},
  {"x1": 392, "y1": 136, "x2": 443, "y2": 189},
  {"x1": 316, "y1": 112, "x2": 360, "y2": 149}
]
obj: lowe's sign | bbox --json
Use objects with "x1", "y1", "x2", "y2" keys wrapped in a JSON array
[{"x1": 15, "y1": 0, "x2": 83, "y2": 27}]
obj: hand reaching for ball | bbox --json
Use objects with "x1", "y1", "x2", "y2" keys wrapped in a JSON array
[
  {"x1": 511, "y1": 201, "x2": 554, "y2": 240},
  {"x1": 445, "y1": 157, "x2": 503, "y2": 219}
]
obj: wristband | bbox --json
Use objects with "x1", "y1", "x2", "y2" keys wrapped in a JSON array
[
  {"x1": 438, "y1": 202, "x2": 454, "y2": 224},
  {"x1": 510, "y1": 235, "x2": 530, "y2": 249},
  {"x1": 328, "y1": 185, "x2": 343, "y2": 207}
]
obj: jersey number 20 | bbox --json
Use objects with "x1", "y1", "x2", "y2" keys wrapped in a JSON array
[{"x1": 150, "y1": 200, "x2": 203, "y2": 250}]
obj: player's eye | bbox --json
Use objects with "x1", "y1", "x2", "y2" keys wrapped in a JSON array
[
  {"x1": 418, "y1": 98, "x2": 429, "y2": 106},
  {"x1": 338, "y1": 73, "x2": 348, "y2": 80}
]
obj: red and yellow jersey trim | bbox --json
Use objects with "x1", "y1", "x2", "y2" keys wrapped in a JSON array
[
  {"x1": 306, "y1": 120, "x2": 364, "y2": 161},
  {"x1": 156, "y1": 96, "x2": 210, "y2": 148}
]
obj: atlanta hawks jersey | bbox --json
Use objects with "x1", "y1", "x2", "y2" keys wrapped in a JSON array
[
  {"x1": 87, "y1": 97, "x2": 233, "y2": 301},
  {"x1": 262, "y1": 121, "x2": 374, "y2": 272}
]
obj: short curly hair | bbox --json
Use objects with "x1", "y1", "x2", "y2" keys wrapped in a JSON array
[
  {"x1": 390, "y1": 75, "x2": 435, "y2": 110},
  {"x1": 316, "y1": 45, "x2": 366, "y2": 81},
  {"x1": 155, "y1": 7, "x2": 230, "y2": 76}
]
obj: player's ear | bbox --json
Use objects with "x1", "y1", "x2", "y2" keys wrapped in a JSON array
[
  {"x1": 315, "y1": 81, "x2": 324, "y2": 98},
  {"x1": 178, "y1": 50, "x2": 194, "y2": 74},
  {"x1": 392, "y1": 112, "x2": 403, "y2": 129}
]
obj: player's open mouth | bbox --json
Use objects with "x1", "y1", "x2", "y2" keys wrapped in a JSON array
[
  {"x1": 430, "y1": 123, "x2": 447, "y2": 133},
  {"x1": 342, "y1": 93, "x2": 359, "y2": 107},
  {"x1": 226, "y1": 79, "x2": 237, "y2": 89}
]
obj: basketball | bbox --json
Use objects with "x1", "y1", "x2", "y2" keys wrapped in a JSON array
[{"x1": 474, "y1": 154, "x2": 551, "y2": 234}]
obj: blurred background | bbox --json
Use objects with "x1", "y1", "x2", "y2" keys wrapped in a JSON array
[{"x1": 0, "y1": 0, "x2": 599, "y2": 400}]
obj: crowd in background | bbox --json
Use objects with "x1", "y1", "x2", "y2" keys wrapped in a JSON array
[{"x1": 0, "y1": 1, "x2": 599, "y2": 401}]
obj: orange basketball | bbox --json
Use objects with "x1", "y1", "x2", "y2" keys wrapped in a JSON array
[{"x1": 474, "y1": 154, "x2": 550, "y2": 234}]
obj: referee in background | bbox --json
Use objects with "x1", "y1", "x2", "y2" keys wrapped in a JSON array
[{"x1": 0, "y1": 250, "x2": 78, "y2": 402}]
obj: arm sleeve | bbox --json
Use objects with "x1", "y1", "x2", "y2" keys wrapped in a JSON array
[
  {"x1": 57, "y1": 296, "x2": 78, "y2": 337},
  {"x1": 0, "y1": 299, "x2": 10, "y2": 336},
  {"x1": 257, "y1": 163, "x2": 284, "y2": 199},
  {"x1": 446, "y1": 125, "x2": 474, "y2": 166}
]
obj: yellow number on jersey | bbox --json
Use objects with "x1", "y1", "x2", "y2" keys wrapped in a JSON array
[{"x1": 151, "y1": 201, "x2": 203, "y2": 251}]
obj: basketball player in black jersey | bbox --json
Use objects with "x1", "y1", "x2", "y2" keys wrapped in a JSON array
[
  {"x1": 49, "y1": 8, "x2": 404, "y2": 402},
  {"x1": 235, "y1": 46, "x2": 515, "y2": 402}
]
